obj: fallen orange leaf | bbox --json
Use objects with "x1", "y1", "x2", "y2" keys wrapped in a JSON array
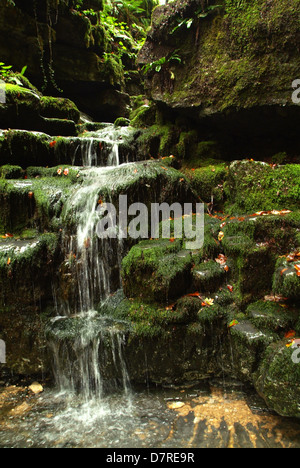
[
  {"x1": 186, "y1": 292, "x2": 202, "y2": 298},
  {"x1": 285, "y1": 330, "x2": 296, "y2": 339},
  {"x1": 228, "y1": 319, "x2": 239, "y2": 328},
  {"x1": 165, "y1": 304, "x2": 176, "y2": 311}
]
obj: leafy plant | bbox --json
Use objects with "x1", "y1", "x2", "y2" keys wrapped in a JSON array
[
  {"x1": 0, "y1": 62, "x2": 12, "y2": 79},
  {"x1": 171, "y1": 4, "x2": 223, "y2": 35},
  {"x1": 142, "y1": 51, "x2": 182, "y2": 74}
]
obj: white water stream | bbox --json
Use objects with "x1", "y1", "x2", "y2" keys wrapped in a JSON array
[{"x1": 49, "y1": 126, "x2": 132, "y2": 398}]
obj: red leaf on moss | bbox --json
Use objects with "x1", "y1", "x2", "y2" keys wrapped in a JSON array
[{"x1": 285, "y1": 330, "x2": 296, "y2": 339}]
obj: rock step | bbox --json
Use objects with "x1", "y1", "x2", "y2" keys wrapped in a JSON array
[{"x1": 0, "y1": 126, "x2": 143, "y2": 169}]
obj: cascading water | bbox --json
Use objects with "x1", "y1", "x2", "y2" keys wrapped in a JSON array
[{"x1": 47, "y1": 125, "x2": 132, "y2": 399}]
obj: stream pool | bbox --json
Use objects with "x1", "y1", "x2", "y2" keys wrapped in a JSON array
[{"x1": 1, "y1": 380, "x2": 300, "y2": 448}]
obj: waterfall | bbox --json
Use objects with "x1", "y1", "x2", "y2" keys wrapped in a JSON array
[
  {"x1": 47, "y1": 127, "x2": 131, "y2": 398},
  {"x1": 47, "y1": 313, "x2": 130, "y2": 399}
]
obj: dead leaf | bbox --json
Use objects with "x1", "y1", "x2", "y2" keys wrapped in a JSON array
[
  {"x1": 215, "y1": 254, "x2": 227, "y2": 265},
  {"x1": 228, "y1": 319, "x2": 239, "y2": 328},
  {"x1": 285, "y1": 330, "x2": 296, "y2": 339},
  {"x1": 218, "y1": 232, "x2": 224, "y2": 242}
]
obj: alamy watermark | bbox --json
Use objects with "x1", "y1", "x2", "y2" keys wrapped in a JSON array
[
  {"x1": 0, "y1": 79, "x2": 6, "y2": 104},
  {"x1": 0, "y1": 339, "x2": 6, "y2": 364},
  {"x1": 96, "y1": 195, "x2": 205, "y2": 250},
  {"x1": 292, "y1": 79, "x2": 300, "y2": 104},
  {"x1": 291, "y1": 339, "x2": 300, "y2": 364}
]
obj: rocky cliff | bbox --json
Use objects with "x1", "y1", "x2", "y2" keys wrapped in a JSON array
[
  {"x1": 138, "y1": 0, "x2": 300, "y2": 158},
  {"x1": 0, "y1": 0, "x2": 131, "y2": 121}
]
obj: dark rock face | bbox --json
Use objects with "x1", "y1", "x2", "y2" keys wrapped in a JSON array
[
  {"x1": 0, "y1": 0, "x2": 129, "y2": 121},
  {"x1": 138, "y1": 0, "x2": 300, "y2": 158}
]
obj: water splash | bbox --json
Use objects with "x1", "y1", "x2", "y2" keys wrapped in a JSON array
[{"x1": 47, "y1": 312, "x2": 131, "y2": 399}]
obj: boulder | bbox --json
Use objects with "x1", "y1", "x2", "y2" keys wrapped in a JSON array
[{"x1": 254, "y1": 340, "x2": 300, "y2": 418}]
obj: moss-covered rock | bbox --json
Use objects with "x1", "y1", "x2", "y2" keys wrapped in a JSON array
[
  {"x1": 273, "y1": 256, "x2": 300, "y2": 300},
  {"x1": 40, "y1": 96, "x2": 81, "y2": 123},
  {"x1": 0, "y1": 82, "x2": 79, "y2": 135},
  {"x1": 0, "y1": 164, "x2": 23, "y2": 179},
  {"x1": 139, "y1": 0, "x2": 300, "y2": 159},
  {"x1": 228, "y1": 319, "x2": 275, "y2": 382},
  {"x1": 224, "y1": 160, "x2": 300, "y2": 214},
  {"x1": 254, "y1": 340, "x2": 300, "y2": 418},
  {"x1": 247, "y1": 301, "x2": 298, "y2": 336},
  {"x1": 122, "y1": 239, "x2": 193, "y2": 302},
  {"x1": 0, "y1": 1, "x2": 131, "y2": 121},
  {"x1": 182, "y1": 163, "x2": 227, "y2": 206},
  {"x1": 192, "y1": 260, "x2": 226, "y2": 293},
  {"x1": 0, "y1": 179, "x2": 35, "y2": 234},
  {"x1": 0, "y1": 130, "x2": 53, "y2": 167},
  {"x1": 0, "y1": 83, "x2": 41, "y2": 128}
]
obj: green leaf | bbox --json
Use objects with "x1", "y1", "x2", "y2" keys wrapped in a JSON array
[{"x1": 20, "y1": 65, "x2": 27, "y2": 76}]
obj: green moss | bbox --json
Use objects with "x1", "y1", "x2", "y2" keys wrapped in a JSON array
[
  {"x1": 247, "y1": 301, "x2": 298, "y2": 335},
  {"x1": 3, "y1": 83, "x2": 40, "y2": 105},
  {"x1": 40, "y1": 96, "x2": 80, "y2": 123},
  {"x1": 255, "y1": 340, "x2": 300, "y2": 418},
  {"x1": 222, "y1": 234, "x2": 255, "y2": 257},
  {"x1": 0, "y1": 165, "x2": 23, "y2": 179},
  {"x1": 192, "y1": 260, "x2": 225, "y2": 293},
  {"x1": 0, "y1": 129, "x2": 52, "y2": 168},
  {"x1": 101, "y1": 54, "x2": 125, "y2": 87},
  {"x1": 136, "y1": 124, "x2": 178, "y2": 158},
  {"x1": 273, "y1": 257, "x2": 300, "y2": 300},
  {"x1": 0, "y1": 179, "x2": 35, "y2": 234},
  {"x1": 114, "y1": 117, "x2": 130, "y2": 127},
  {"x1": 223, "y1": 213, "x2": 299, "y2": 255},
  {"x1": 224, "y1": 161, "x2": 300, "y2": 214},
  {"x1": 197, "y1": 302, "x2": 227, "y2": 327},
  {"x1": 0, "y1": 233, "x2": 59, "y2": 310},
  {"x1": 146, "y1": 0, "x2": 300, "y2": 113},
  {"x1": 122, "y1": 239, "x2": 193, "y2": 302},
  {"x1": 182, "y1": 163, "x2": 227, "y2": 205}
]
